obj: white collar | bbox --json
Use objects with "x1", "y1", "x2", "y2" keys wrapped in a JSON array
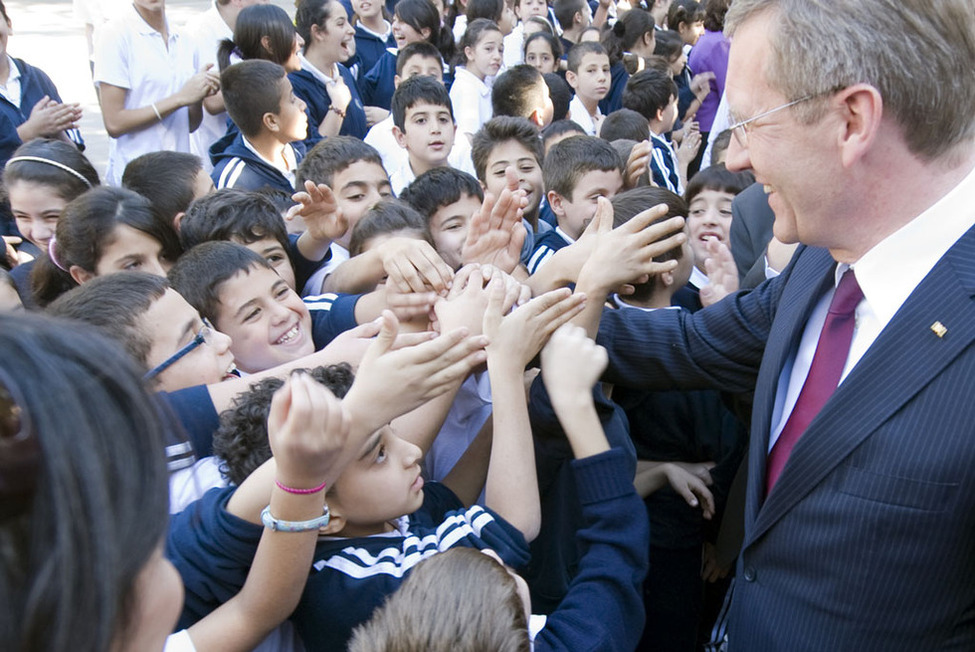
[
  {"x1": 3, "y1": 55, "x2": 20, "y2": 84},
  {"x1": 299, "y1": 53, "x2": 337, "y2": 86},
  {"x1": 357, "y1": 20, "x2": 392, "y2": 40},
  {"x1": 455, "y1": 66, "x2": 492, "y2": 95},
  {"x1": 849, "y1": 160, "x2": 975, "y2": 326},
  {"x1": 242, "y1": 136, "x2": 297, "y2": 175},
  {"x1": 554, "y1": 226, "x2": 577, "y2": 245}
]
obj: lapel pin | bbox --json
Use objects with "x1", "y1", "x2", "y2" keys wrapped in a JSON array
[{"x1": 930, "y1": 321, "x2": 948, "y2": 338}]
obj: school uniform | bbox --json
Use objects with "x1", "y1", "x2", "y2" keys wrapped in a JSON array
[
  {"x1": 525, "y1": 374, "x2": 637, "y2": 614},
  {"x1": 301, "y1": 242, "x2": 350, "y2": 297},
  {"x1": 210, "y1": 132, "x2": 305, "y2": 194},
  {"x1": 305, "y1": 291, "x2": 362, "y2": 348},
  {"x1": 0, "y1": 56, "x2": 85, "y2": 168},
  {"x1": 532, "y1": 448, "x2": 649, "y2": 652},
  {"x1": 527, "y1": 226, "x2": 574, "y2": 274},
  {"x1": 290, "y1": 55, "x2": 368, "y2": 145},
  {"x1": 609, "y1": 300, "x2": 747, "y2": 651},
  {"x1": 598, "y1": 60, "x2": 628, "y2": 115},
  {"x1": 449, "y1": 66, "x2": 494, "y2": 138},
  {"x1": 181, "y1": 2, "x2": 232, "y2": 173},
  {"x1": 567, "y1": 94, "x2": 602, "y2": 136},
  {"x1": 94, "y1": 4, "x2": 199, "y2": 185},
  {"x1": 351, "y1": 22, "x2": 395, "y2": 82},
  {"x1": 649, "y1": 129, "x2": 683, "y2": 194},
  {"x1": 503, "y1": 23, "x2": 526, "y2": 69},
  {"x1": 168, "y1": 482, "x2": 530, "y2": 649},
  {"x1": 360, "y1": 48, "x2": 398, "y2": 110},
  {"x1": 287, "y1": 232, "x2": 333, "y2": 297}
]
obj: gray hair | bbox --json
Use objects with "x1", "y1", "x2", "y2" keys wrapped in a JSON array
[{"x1": 725, "y1": 0, "x2": 975, "y2": 160}]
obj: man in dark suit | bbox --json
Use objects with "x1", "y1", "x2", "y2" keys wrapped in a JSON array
[{"x1": 570, "y1": 0, "x2": 975, "y2": 649}]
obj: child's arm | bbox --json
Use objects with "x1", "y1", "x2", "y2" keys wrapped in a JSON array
[
  {"x1": 287, "y1": 180, "x2": 349, "y2": 265},
  {"x1": 675, "y1": 122, "x2": 702, "y2": 189},
  {"x1": 482, "y1": 279, "x2": 587, "y2": 541},
  {"x1": 633, "y1": 459, "x2": 716, "y2": 519},
  {"x1": 323, "y1": 237, "x2": 455, "y2": 295},
  {"x1": 440, "y1": 416, "x2": 493, "y2": 506},
  {"x1": 534, "y1": 324, "x2": 648, "y2": 652},
  {"x1": 186, "y1": 373, "x2": 351, "y2": 652},
  {"x1": 317, "y1": 75, "x2": 353, "y2": 138},
  {"x1": 572, "y1": 199, "x2": 686, "y2": 338}
]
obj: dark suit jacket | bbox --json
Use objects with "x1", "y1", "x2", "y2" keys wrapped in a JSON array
[
  {"x1": 730, "y1": 182, "x2": 775, "y2": 288},
  {"x1": 596, "y1": 227, "x2": 975, "y2": 650}
]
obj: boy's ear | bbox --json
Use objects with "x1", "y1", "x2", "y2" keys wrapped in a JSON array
[
  {"x1": 263, "y1": 110, "x2": 280, "y2": 133},
  {"x1": 654, "y1": 106, "x2": 665, "y2": 124},
  {"x1": 529, "y1": 108, "x2": 544, "y2": 127},
  {"x1": 547, "y1": 190, "x2": 566, "y2": 217},
  {"x1": 393, "y1": 74, "x2": 402, "y2": 89},
  {"x1": 392, "y1": 124, "x2": 407, "y2": 149},
  {"x1": 260, "y1": 34, "x2": 275, "y2": 57},
  {"x1": 319, "y1": 506, "x2": 346, "y2": 536},
  {"x1": 658, "y1": 268, "x2": 674, "y2": 289},
  {"x1": 573, "y1": 9, "x2": 583, "y2": 27},
  {"x1": 69, "y1": 264, "x2": 93, "y2": 285},
  {"x1": 172, "y1": 211, "x2": 186, "y2": 233},
  {"x1": 565, "y1": 69, "x2": 577, "y2": 89}
]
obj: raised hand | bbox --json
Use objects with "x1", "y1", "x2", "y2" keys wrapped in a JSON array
[
  {"x1": 461, "y1": 168, "x2": 527, "y2": 273},
  {"x1": 343, "y1": 310, "x2": 489, "y2": 432},
  {"x1": 288, "y1": 180, "x2": 348, "y2": 243},
  {"x1": 700, "y1": 237, "x2": 739, "y2": 307},
  {"x1": 266, "y1": 372, "x2": 352, "y2": 491}
]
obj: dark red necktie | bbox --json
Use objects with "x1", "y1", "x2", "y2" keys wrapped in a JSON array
[{"x1": 766, "y1": 269, "x2": 864, "y2": 494}]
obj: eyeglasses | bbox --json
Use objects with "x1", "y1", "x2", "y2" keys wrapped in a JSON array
[
  {"x1": 728, "y1": 91, "x2": 832, "y2": 148},
  {"x1": 144, "y1": 318, "x2": 217, "y2": 381}
]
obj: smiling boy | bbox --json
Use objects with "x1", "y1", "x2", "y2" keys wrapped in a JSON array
[{"x1": 169, "y1": 242, "x2": 363, "y2": 374}]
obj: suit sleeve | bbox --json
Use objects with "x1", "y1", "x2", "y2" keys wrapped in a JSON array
[{"x1": 596, "y1": 265, "x2": 790, "y2": 393}]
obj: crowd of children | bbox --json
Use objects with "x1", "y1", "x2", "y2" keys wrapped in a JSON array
[{"x1": 0, "y1": 0, "x2": 775, "y2": 650}]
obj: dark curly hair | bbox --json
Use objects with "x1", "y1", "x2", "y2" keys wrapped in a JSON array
[{"x1": 213, "y1": 364, "x2": 355, "y2": 485}]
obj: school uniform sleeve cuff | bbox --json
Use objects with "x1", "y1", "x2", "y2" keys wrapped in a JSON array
[{"x1": 572, "y1": 448, "x2": 634, "y2": 505}]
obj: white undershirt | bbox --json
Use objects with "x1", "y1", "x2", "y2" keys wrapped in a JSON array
[{"x1": 768, "y1": 161, "x2": 975, "y2": 451}]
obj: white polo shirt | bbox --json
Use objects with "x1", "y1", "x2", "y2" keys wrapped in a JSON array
[
  {"x1": 182, "y1": 2, "x2": 233, "y2": 172},
  {"x1": 450, "y1": 66, "x2": 494, "y2": 139},
  {"x1": 94, "y1": 4, "x2": 199, "y2": 185}
]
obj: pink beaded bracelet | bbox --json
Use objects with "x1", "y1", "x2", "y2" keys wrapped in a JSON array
[{"x1": 275, "y1": 479, "x2": 327, "y2": 495}]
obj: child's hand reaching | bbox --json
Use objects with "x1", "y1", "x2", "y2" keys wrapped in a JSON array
[
  {"x1": 700, "y1": 237, "x2": 739, "y2": 307},
  {"x1": 288, "y1": 180, "x2": 348, "y2": 244},
  {"x1": 378, "y1": 237, "x2": 454, "y2": 295},
  {"x1": 461, "y1": 169, "x2": 527, "y2": 273},
  {"x1": 540, "y1": 323, "x2": 607, "y2": 401},
  {"x1": 661, "y1": 461, "x2": 716, "y2": 519},
  {"x1": 344, "y1": 310, "x2": 489, "y2": 433},
  {"x1": 540, "y1": 324, "x2": 611, "y2": 459},
  {"x1": 267, "y1": 372, "x2": 352, "y2": 492},
  {"x1": 483, "y1": 279, "x2": 587, "y2": 372}
]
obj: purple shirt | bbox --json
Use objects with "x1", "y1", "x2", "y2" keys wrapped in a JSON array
[{"x1": 687, "y1": 29, "x2": 731, "y2": 132}]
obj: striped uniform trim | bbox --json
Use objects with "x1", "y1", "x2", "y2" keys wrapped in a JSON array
[
  {"x1": 304, "y1": 293, "x2": 339, "y2": 311},
  {"x1": 217, "y1": 157, "x2": 247, "y2": 189},
  {"x1": 527, "y1": 246, "x2": 556, "y2": 275},
  {"x1": 312, "y1": 506, "x2": 496, "y2": 579}
]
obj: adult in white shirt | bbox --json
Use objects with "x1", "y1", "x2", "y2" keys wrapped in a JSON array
[
  {"x1": 182, "y1": 0, "x2": 266, "y2": 172},
  {"x1": 94, "y1": 0, "x2": 219, "y2": 185}
]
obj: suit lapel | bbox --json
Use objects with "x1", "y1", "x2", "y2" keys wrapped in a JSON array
[
  {"x1": 747, "y1": 226, "x2": 975, "y2": 545},
  {"x1": 742, "y1": 246, "x2": 836, "y2": 526}
]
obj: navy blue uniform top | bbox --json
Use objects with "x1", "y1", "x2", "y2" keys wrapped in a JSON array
[
  {"x1": 289, "y1": 63, "x2": 368, "y2": 146},
  {"x1": 352, "y1": 24, "x2": 396, "y2": 82},
  {"x1": 599, "y1": 60, "x2": 628, "y2": 115},
  {"x1": 210, "y1": 132, "x2": 305, "y2": 194},
  {"x1": 306, "y1": 292, "x2": 361, "y2": 348},
  {"x1": 0, "y1": 57, "x2": 84, "y2": 167},
  {"x1": 168, "y1": 482, "x2": 529, "y2": 649}
]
